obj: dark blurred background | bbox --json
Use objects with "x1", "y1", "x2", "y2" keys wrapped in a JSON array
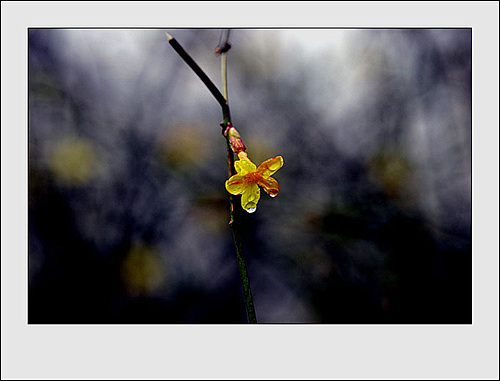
[{"x1": 28, "y1": 28, "x2": 471, "y2": 324}]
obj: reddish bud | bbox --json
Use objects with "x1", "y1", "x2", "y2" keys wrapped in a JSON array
[
  {"x1": 223, "y1": 123, "x2": 246, "y2": 154},
  {"x1": 214, "y1": 43, "x2": 232, "y2": 55}
]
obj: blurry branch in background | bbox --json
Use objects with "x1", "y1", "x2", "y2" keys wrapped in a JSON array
[
  {"x1": 216, "y1": 29, "x2": 231, "y2": 101},
  {"x1": 166, "y1": 31, "x2": 257, "y2": 323}
]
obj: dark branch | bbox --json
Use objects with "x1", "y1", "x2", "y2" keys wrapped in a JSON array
[{"x1": 166, "y1": 33, "x2": 230, "y2": 120}]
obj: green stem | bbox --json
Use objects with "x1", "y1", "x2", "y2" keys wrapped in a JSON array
[
  {"x1": 221, "y1": 49, "x2": 257, "y2": 324},
  {"x1": 167, "y1": 32, "x2": 257, "y2": 323},
  {"x1": 230, "y1": 211, "x2": 257, "y2": 323}
]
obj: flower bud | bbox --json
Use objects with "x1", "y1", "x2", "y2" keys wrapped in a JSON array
[
  {"x1": 237, "y1": 151, "x2": 249, "y2": 161},
  {"x1": 224, "y1": 123, "x2": 246, "y2": 154}
]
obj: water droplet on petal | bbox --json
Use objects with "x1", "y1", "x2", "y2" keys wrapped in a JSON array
[
  {"x1": 245, "y1": 207, "x2": 257, "y2": 213},
  {"x1": 269, "y1": 193, "x2": 277, "y2": 198}
]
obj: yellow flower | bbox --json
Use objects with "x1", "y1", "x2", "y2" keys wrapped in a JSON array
[{"x1": 225, "y1": 152, "x2": 284, "y2": 213}]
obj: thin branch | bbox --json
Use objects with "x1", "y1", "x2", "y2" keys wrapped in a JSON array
[
  {"x1": 166, "y1": 33, "x2": 230, "y2": 121},
  {"x1": 166, "y1": 31, "x2": 257, "y2": 323},
  {"x1": 221, "y1": 52, "x2": 228, "y2": 103},
  {"x1": 220, "y1": 40, "x2": 257, "y2": 323}
]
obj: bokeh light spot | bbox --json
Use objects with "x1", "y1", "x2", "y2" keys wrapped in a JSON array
[
  {"x1": 49, "y1": 137, "x2": 98, "y2": 185},
  {"x1": 121, "y1": 244, "x2": 167, "y2": 297}
]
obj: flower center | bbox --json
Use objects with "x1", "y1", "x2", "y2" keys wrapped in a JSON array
[{"x1": 245, "y1": 172, "x2": 262, "y2": 183}]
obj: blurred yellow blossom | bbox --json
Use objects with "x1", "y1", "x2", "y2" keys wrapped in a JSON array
[
  {"x1": 121, "y1": 244, "x2": 166, "y2": 296},
  {"x1": 159, "y1": 124, "x2": 208, "y2": 170},
  {"x1": 49, "y1": 137, "x2": 97, "y2": 185}
]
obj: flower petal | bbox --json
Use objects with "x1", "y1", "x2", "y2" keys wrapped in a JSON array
[
  {"x1": 257, "y1": 176, "x2": 279, "y2": 197},
  {"x1": 225, "y1": 174, "x2": 247, "y2": 195},
  {"x1": 241, "y1": 182, "x2": 260, "y2": 211},
  {"x1": 256, "y1": 156, "x2": 284, "y2": 177},
  {"x1": 235, "y1": 158, "x2": 257, "y2": 175}
]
